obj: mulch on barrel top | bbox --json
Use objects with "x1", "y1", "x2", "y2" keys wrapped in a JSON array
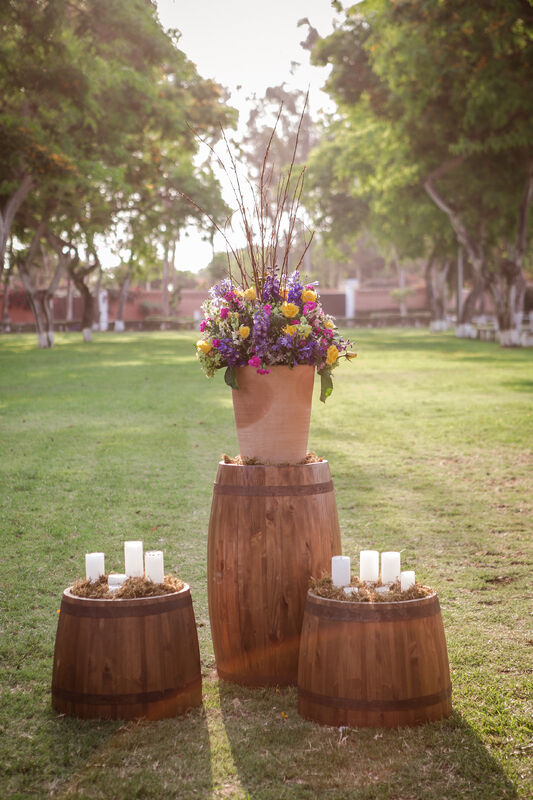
[
  {"x1": 310, "y1": 575, "x2": 435, "y2": 602},
  {"x1": 70, "y1": 575, "x2": 185, "y2": 599}
]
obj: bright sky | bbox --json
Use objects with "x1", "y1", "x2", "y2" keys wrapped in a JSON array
[{"x1": 155, "y1": 0, "x2": 339, "y2": 272}]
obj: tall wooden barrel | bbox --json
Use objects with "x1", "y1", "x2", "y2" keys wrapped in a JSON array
[
  {"x1": 208, "y1": 460, "x2": 342, "y2": 687},
  {"x1": 298, "y1": 591, "x2": 452, "y2": 728},
  {"x1": 51, "y1": 585, "x2": 202, "y2": 720}
]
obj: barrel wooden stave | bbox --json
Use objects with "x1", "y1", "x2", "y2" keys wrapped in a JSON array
[
  {"x1": 298, "y1": 591, "x2": 452, "y2": 728},
  {"x1": 51, "y1": 586, "x2": 202, "y2": 720},
  {"x1": 208, "y1": 461, "x2": 342, "y2": 687}
]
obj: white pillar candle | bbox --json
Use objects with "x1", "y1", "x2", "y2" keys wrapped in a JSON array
[
  {"x1": 108, "y1": 573, "x2": 127, "y2": 587},
  {"x1": 85, "y1": 552, "x2": 105, "y2": 581},
  {"x1": 401, "y1": 570, "x2": 416, "y2": 592},
  {"x1": 124, "y1": 541, "x2": 143, "y2": 577},
  {"x1": 331, "y1": 555, "x2": 351, "y2": 587},
  {"x1": 145, "y1": 551, "x2": 165, "y2": 584},
  {"x1": 343, "y1": 586, "x2": 358, "y2": 596},
  {"x1": 381, "y1": 552, "x2": 401, "y2": 584},
  {"x1": 360, "y1": 550, "x2": 379, "y2": 582}
]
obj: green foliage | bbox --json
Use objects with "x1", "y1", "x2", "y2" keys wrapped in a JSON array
[
  {"x1": 1, "y1": 0, "x2": 235, "y2": 294},
  {"x1": 318, "y1": 366, "x2": 334, "y2": 403},
  {"x1": 305, "y1": 0, "x2": 533, "y2": 275}
]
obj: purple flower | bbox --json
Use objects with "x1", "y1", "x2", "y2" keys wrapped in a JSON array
[
  {"x1": 263, "y1": 304, "x2": 272, "y2": 316},
  {"x1": 252, "y1": 307, "x2": 270, "y2": 358},
  {"x1": 212, "y1": 338, "x2": 220, "y2": 348},
  {"x1": 200, "y1": 319, "x2": 209, "y2": 332},
  {"x1": 287, "y1": 271, "x2": 304, "y2": 304},
  {"x1": 220, "y1": 307, "x2": 229, "y2": 320},
  {"x1": 209, "y1": 279, "x2": 233, "y2": 299},
  {"x1": 262, "y1": 269, "x2": 281, "y2": 302}
]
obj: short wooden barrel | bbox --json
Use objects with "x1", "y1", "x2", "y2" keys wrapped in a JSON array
[
  {"x1": 51, "y1": 584, "x2": 202, "y2": 720},
  {"x1": 208, "y1": 461, "x2": 342, "y2": 687},
  {"x1": 298, "y1": 591, "x2": 452, "y2": 728}
]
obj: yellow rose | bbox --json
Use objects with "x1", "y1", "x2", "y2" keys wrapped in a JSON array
[
  {"x1": 280, "y1": 287, "x2": 288, "y2": 299},
  {"x1": 346, "y1": 352, "x2": 358, "y2": 360},
  {"x1": 243, "y1": 287, "x2": 257, "y2": 301},
  {"x1": 196, "y1": 339, "x2": 212, "y2": 354},
  {"x1": 282, "y1": 324, "x2": 298, "y2": 336},
  {"x1": 281, "y1": 301, "x2": 299, "y2": 318},
  {"x1": 326, "y1": 344, "x2": 339, "y2": 365},
  {"x1": 234, "y1": 288, "x2": 244, "y2": 297},
  {"x1": 324, "y1": 319, "x2": 335, "y2": 329},
  {"x1": 239, "y1": 325, "x2": 250, "y2": 339},
  {"x1": 301, "y1": 288, "x2": 317, "y2": 303}
]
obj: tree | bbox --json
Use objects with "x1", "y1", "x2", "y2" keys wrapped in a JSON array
[
  {"x1": 1, "y1": 0, "x2": 234, "y2": 344},
  {"x1": 307, "y1": 0, "x2": 533, "y2": 343}
]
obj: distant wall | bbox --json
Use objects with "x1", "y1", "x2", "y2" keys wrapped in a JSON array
[{"x1": 0, "y1": 282, "x2": 450, "y2": 327}]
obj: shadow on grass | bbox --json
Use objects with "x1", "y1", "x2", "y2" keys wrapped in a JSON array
[
  {"x1": 32, "y1": 704, "x2": 213, "y2": 799},
  {"x1": 218, "y1": 682, "x2": 518, "y2": 800}
]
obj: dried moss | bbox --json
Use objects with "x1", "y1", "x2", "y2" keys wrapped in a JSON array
[
  {"x1": 222, "y1": 451, "x2": 323, "y2": 466},
  {"x1": 309, "y1": 574, "x2": 435, "y2": 603},
  {"x1": 70, "y1": 574, "x2": 185, "y2": 599}
]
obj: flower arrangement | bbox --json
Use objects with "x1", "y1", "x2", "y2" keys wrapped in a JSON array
[
  {"x1": 196, "y1": 269, "x2": 356, "y2": 402},
  {"x1": 184, "y1": 97, "x2": 356, "y2": 401}
]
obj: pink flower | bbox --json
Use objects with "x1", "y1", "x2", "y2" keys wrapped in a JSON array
[
  {"x1": 303, "y1": 302, "x2": 317, "y2": 315},
  {"x1": 200, "y1": 319, "x2": 209, "y2": 332},
  {"x1": 263, "y1": 304, "x2": 272, "y2": 315},
  {"x1": 248, "y1": 355, "x2": 261, "y2": 368},
  {"x1": 212, "y1": 338, "x2": 220, "y2": 348},
  {"x1": 257, "y1": 368, "x2": 270, "y2": 375},
  {"x1": 220, "y1": 307, "x2": 229, "y2": 320},
  {"x1": 323, "y1": 328, "x2": 334, "y2": 338}
]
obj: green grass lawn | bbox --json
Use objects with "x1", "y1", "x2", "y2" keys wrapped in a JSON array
[{"x1": 0, "y1": 329, "x2": 532, "y2": 800}]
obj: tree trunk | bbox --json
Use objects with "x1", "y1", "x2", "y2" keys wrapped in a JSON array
[
  {"x1": 426, "y1": 258, "x2": 450, "y2": 330},
  {"x1": 17, "y1": 223, "x2": 62, "y2": 348},
  {"x1": 1, "y1": 262, "x2": 13, "y2": 331},
  {"x1": 485, "y1": 259, "x2": 526, "y2": 347},
  {"x1": 426, "y1": 158, "x2": 533, "y2": 347},
  {"x1": 92, "y1": 265, "x2": 102, "y2": 330},
  {"x1": 0, "y1": 175, "x2": 33, "y2": 273},
  {"x1": 66, "y1": 276, "x2": 74, "y2": 322},
  {"x1": 115, "y1": 263, "x2": 131, "y2": 332},
  {"x1": 68, "y1": 259, "x2": 98, "y2": 343},
  {"x1": 162, "y1": 245, "x2": 170, "y2": 323}
]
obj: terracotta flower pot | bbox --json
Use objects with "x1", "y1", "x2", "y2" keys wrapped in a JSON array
[{"x1": 232, "y1": 365, "x2": 314, "y2": 464}]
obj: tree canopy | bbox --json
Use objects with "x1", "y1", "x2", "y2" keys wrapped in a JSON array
[
  {"x1": 304, "y1": 0, "x2": 533, "y2": 340},
  {"x1": 0, "y1": 0, "x2": 235, "y2": 343}
]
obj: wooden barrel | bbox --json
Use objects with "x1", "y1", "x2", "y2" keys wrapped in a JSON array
[
  {"x1": 51, "y1": 585, "x2": 202, "y2": 720},
  {"x1": 298, "y1": 591, "x2": 452, "y2": 728},
  {"x1": 208, "y1": 460, "x2": 342, "y2": 687}
]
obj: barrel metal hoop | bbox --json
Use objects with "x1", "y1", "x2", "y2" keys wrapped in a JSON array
[
  {"x1": 298, "y1": 684, "x2": 452, "y2": 712},
  {"x1": 51, "y1": 676, "x2": 202, "y2": 706},
  {"x1": 305, "y1": 594, "x2": 440, "y2": 623},
  {"x1": 61, "y1": 592, "x2": 192, "y2": 619},
  {"x1": 213, "y1": 481, "x2": 334, "y2": 497}
]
